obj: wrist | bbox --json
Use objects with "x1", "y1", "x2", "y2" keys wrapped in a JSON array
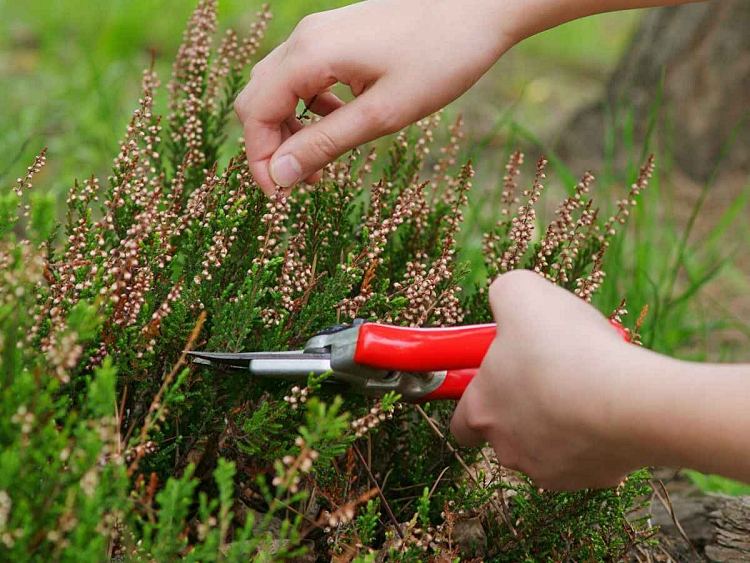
[
  {"x1": 444, "y1": 0, "x2": 520, "y2": 59},
  {"x1": 585, "y1": 345, "x2": 679, "y2": 471},
  {"x1": 497, "y1": 0, "x2": 592, "y2": 43},
  {"x1": 635, "y1": 360, "x2": 750, "y2": 480},
  {"x1": 601, "y1": 350, "x2": 750, "y2": 480},
  {"x1": 499, "y1": 0, "x2": 695, "y2": 44}
]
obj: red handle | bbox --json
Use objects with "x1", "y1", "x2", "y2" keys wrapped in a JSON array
[
  {"x1": 420, "y1": 369, "x2": 478, "y2": 402},
  {"x1": 354, "y1": 323, "x2": 496, "y2": 372},
  {"x1": 356, "y1": 320, "x2": 633, "y2": 402}
]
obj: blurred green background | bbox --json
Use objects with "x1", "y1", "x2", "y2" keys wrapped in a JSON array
[
  {"x1": 0, "y1": 0, "x2": 638, "y2": 193},
  {"x1": 1, "y1": 0, "x2": 748, "y2": 495}
]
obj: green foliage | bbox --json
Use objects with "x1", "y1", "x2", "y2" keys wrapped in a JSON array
[
  {"x1": 484, "y1": 470, "x2": 655, "y2": 561},
  {"x1": 0, "y1": 2, "x2": 664, "y2": 560},
  {"x1": 355, "y1": 499, "x2": 380, "y2": 546},
  {"x1": 416, "y1": 487, "x2": 431, "y2": 529},
  {"x1": 0, "y1": 295, "x2": 125, "y2": 559},
  {"x1": 685, "y1": 471, "x2": 750, "y2": 496}
]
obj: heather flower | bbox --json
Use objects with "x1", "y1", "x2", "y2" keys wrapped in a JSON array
[
  {"x1": 283, "y1": 384, "x2": 310, "y2": 410},
  {"x1": 499, "y1": 156, "x2": 547, "y2": 272},
  {"x1": 431, "y1": 115, "x2": 464, "y2": 191},
  {"x1": 272, "y1": 438, "x2": 319, "y2": 494},
  {"x1": 236, "y1": 4, "x2": 272, "y2": 68},
  {"x1": 351, "y1": 401, "x2": 399, "y2": 438},
  {"x1": 601, "y1": 155, "x2": 655, "y2": 244},
  {"x1": 168, "y1": 0, "x2": 217, "y2": 168},
  {"x1": 338, "y1": 180, "x2": 425, "y2": 318},
  {"x1": 252, "y1": 190, "x2": 290, "y2": 269},
  {"x1": 482, "y1": 150, "x2": 523, "y2": 273},
  {"x1": 534, "y1": 171, "x2": 595, "y2": 281},
  {"x1": 13, "y1": 148, "x2": 47, "y2": 199}
]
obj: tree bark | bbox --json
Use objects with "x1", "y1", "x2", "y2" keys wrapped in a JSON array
[
  {"x1": 652, "y1": 489, "x2": 750, "y2": 561},
  {"x1": 561, "y1": 1, "x2": 750, "y2": 181}
]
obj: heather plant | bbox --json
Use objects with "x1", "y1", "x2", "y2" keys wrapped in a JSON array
[{"x1": 1, "y1": 2, "x2": 660, "y2": 560}]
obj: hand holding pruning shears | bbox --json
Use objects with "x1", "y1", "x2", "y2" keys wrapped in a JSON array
[{"x1": 196, "y1": 270, "x2": 750, "y2": 490}]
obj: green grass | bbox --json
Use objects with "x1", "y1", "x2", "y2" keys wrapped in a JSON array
[
  {"x1": 685, "y1": 471, "x2": 750, "y2": 496},
  {"x1": 0, "y1": 0, "x2": 349, "y2": 193},
  {"x1": 516, "y1": 10, "x2": 640, "y2": 71}
]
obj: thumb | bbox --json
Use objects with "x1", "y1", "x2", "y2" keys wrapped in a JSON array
[{"x1": 269, "y1": 87, "x2": 399, "y2": 188}]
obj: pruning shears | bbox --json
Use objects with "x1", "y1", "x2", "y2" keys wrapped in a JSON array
[{"x1": 188, "y1": 319, "x2": 630, "y2": 403}]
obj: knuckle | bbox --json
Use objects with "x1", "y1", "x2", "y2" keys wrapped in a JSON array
[
  {"x1": 255, "y1": 41, "x2": 285, "y2": 73},
  {"x1": 359, "y1": 99, "x2": 400, "y2": 135},
  {"x1": 290, "y1": 15, "x2": 322, "y2": 51},
  {"x1": 462, "y1": 408, "x2": 490, "y2": 435},
  {"x1": 296, "y1": 13, "x2": 315, "y2": 29},
  {"x1": 289, "y1": 30, "x2": 315, "y2": 55},
  {"x1": 309, "y1": 128, "x2": 340, "y2": 160},
  {"x1": 248, "y1": 54, "x2": 275, "y2": 82},
  {"x1": 489, "y1": 269, "x2": 537, "y2": 302},
  {"x1": 233, "y1": 92, "x2": 248, "y2": 121},
  {"x1": 296, "y1": 13, "x2": 323, "y2": 33},
  {"x1": 249, "y1": 61, "x2": 263, "y2": 80},
  {"x1": 488, "y1": 441, "x2": 522, "y2": 472}
]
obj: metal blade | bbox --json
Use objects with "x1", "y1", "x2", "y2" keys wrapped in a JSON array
[
  {"x1": 187, "y1": 350, "x2": 333, "y2": 382},
  {"x1": 187, "y1": 350, "x2": 329, "y2": 363}
]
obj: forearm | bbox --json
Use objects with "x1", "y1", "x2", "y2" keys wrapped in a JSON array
[
  {"x1": 612, "y1": 349, "x2": 750, "y2": 482},
  {"x1": 500, "y1": 0, "x2": 705, "y2": 42}
]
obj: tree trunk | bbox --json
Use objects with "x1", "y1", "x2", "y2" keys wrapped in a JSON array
[{"x1": 561, "y1": 1, "x2": 750, "y2": 181}]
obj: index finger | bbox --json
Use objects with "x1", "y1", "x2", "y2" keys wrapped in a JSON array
[
  {"x1": 450, "y1": 380, "x2": 490, "y2": 448},
  {"x1": 234, "y1": 50, "x2": 337, "y2": 194}
]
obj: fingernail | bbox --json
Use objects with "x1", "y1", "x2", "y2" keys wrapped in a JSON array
[{"x1": 270, "y1": 154, "x2": 302, "y2": 188}]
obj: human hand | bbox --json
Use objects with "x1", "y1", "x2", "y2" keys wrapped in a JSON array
[
  {"x1": 234, "y1": 0, "x2": 519, "y2": 194},
  {"x1": 450, "y1": 270, "x2": 644, "y2": 490}
]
